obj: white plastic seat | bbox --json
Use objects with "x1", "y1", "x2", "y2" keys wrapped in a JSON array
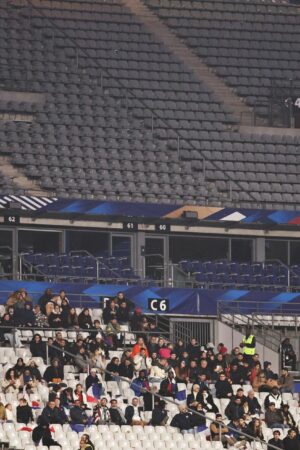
[{"x1": 25, "y1": 444, "x2": 36, "y2": 450}]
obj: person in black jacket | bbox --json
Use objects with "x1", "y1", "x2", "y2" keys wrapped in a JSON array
[
  {"x1": 151, "y1": 400, "x2": 168, "y2": 426},
  {"x1": 246, "y1": 390, "x2": 261, "y2": 415},
  {"x1": 30, "y1": 334, "x2": 46, "y2": 361},
  {"x1": 170, "y1": 405, "x2": 193, "y2": 431},
  {"x1": 283, "y1": 429, "x2": 300, "y2": 450},
  {"x1": 16, "y1": 398, "x2": 33, "y2": 424},
  {"x1": 118, "y1": 359, "x2": 134, "y2": 380},
  {"x1": 187, "y1": 338, "x2": 200, "y2": 361},
  {"x1": 70, "y1": 400, "x2": 89, "y2": 425},
  {"x1": 268, "y1": 430, "x2": 284, "y2": 450},
  {"x1": 109, "y1": 399, "x2": 126, "y2": 425},
  {"x1": 116, "y1": 301, "x2": 130, "y2": 324},
  {"x1": 190, "y1": 403, "x2": 207, "y2": 432},
  {"x1": 125, "y1": 397, "x2": 144, "y2": 425},
  {"x1": 18, "y1": 302, "x2": 35, "y2": 327},
  {"x1": 199, "y1": 388, "x2": 219, "y2": 413},
  {"x1": 32, "y1": 415, "x2": 61, "y2": 447},
  {"x1": 41, "y1": 400, "x2": 64, "y2": 425},
  {"x1": 85, "y1": 369, "x2": 103, "y2": 393},
  {"x1": 38, "y1": 288, "x2": 53, "y2": 315},
  {"x1": 78, "y1": 308, "x2": 93, "y2": 329},
  {"x1": 43, "y1": 358, "x2": 64, "y2": 384},
  {"x1": 187, "y1": 384, "x2": 202, "y2": 407},
  {"x1": 225, "y1": 396, "x2": 245, "y2": 421},
  {"x1": 215, "y1": 373, "x2": 233, "y2": 399},
  {"x1": 102, "y1": 301, "x2": 118, "y2": 325}
]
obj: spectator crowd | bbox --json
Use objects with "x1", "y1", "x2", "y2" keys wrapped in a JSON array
[{"x1": 0, "y1": 288, "x2": 298, "y2": 450}]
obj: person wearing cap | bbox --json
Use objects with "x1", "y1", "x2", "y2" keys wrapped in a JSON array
[{"x1": 268, "y1": 430, "x2": 284, "y2": 450}]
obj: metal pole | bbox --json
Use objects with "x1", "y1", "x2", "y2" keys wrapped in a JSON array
[
  {"x1": 46, "y1": 342, "x2": 49, "y2": 366},
  {"x1": 177, "y1": 136, "x2": 180, "y2": 159},
  {"x1": 151, "y1": 114, "x2": 154, "y2": 135}
]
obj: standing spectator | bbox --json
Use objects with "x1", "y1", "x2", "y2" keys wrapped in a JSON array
[
  {"x1": 151, "y1": 400, "x2": 168, "y2": 426},
  {"x1": 32, "y1": 416, "x2": 61, "y2": 447},
  {"x1": 240, "y1": 327, "x2": 256, "y2": 363},
  {"x1": 268, "y1": 430, "x2": 284, "y2": 450},
  {"x1": 280, "y1": 339, "x2": 296, "y2": 370},
  {"x1": 174, "y1": 339, "x2": 186, "y2": 359},
  {"x1": 187, "y1": 338, "x2": 200, "y2": 361},
  {"x1": 175, "y1": 360, "x2": 189, "y2": 384},
  {"x1": 74, "y1": 347, "x2": 89, "y2": 373},
  {"x1": 109, "y1": 399, "x2": 126, "y2": 425},
  {"x1": 93, "y1": 398, "x2": 111, "y2": 424},
  {"x1": 116, "y1": 300, "x2": 130, "y2": 324},
  {"x1": 149, "y1": 357, "x2": 168, "y2": 381},
  {"x1": 16, "y1": 398, "x2": 33, "y2": 424},
  {"x1": 130, "y1": 308, "x2": 144, "y2": 331},
  {"x1": 78, "y1": 308, "x2": 93, "y2": 329}
]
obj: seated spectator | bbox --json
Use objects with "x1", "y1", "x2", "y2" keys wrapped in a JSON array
[
  {"x1": 187, "y1": 383, "x2": 202, "y2": 407},
  {"x1": 78, "y1": 308, "x2": 93, "y2": 329},
  {"x1": 74, "y1": 347, "x2": 89, "y2": 373},
  {"x1": 159, "y1": 370, "x2": 178, "y2": 398},
  {"x1": 70, "y1": 399, "x2": 89, "y2": 425},
  {"x1": 133, "y1": 347, "x2": 152, "y2": 373},
  {"x1": 265, "y1": 386, "x2": 283, "y2": 410},
  {"x1": 225, "y1": 396, "x2": 245, "y2": 421},
  {"x1": 130, "y1": 370, "x2": 150, "y2": 397},
  {"x1": 187, "y1": 360, "x2": 199, "y2": 384},
  {"x1": 33, "y1": 305, "x2": 49, "y2": 328},
  {"x1": 210, "y1": 414, "x2": 235, "y2": 447},
  {"x1": 198, "y1": 359, "x2": 212, "y2": 381},
  {"x1": 116, "y1": 300, "x2": 130, "y2": 324},
  {"x1": 235, "y1": 388, "x2": 247, "y2": 406},
  {"x1": 30, "y1": 334, "x2": 46, "y2": 361},
  {"x1": 229, "y1": 363, "x2": 245, "y2": 385},
  {"x1": 149, "y1": 357, "x2": 168, "y2": 381},
  {"x1": 215, "y1": 372, "x2": 233, "y2": 399},
  {"x1": 85, "y1": 368, "x2": 104, "y2": 398},
  {"x1": 106, "y1": 317, "x2": 122, "y2": 349},
  {"x1": 52, "y1": 290, "x2": 69, "y2": 308},
  {"x1": 21, "y1": 367, "x2": 38, "y2": 394},
  {"x1": 252, "y1": 369, "x2": 277, "y2": 393},
  {"x1": 190, "y1": 402, "x2": 207, "y2": 433},
  {"x1": 5, "y1": 404, "x2": 13, "y2": 422},
  {"x1": 38, "y1": 288, "x2": 53, "y2": 315},
  {"x1": 93, "y1": 398, "x2": 111, "y2": 424},
  {"x1": 148, "y1": 336, "x2": 159, "y2": 356},
  {"x1": 48, "y1": 304, "x2": 63, "y2": 328},
  {"x1": 170, "y1": 405, "x2": 193, "y2": 433},
  {"x1": 151, "y1": 400, "x2": 168, "y2": 426},
  {"x1": 245, "y1": 417, "x2": 264, "y2": 442},
  {"x1": 105, "y1": 357, "x2": 120, "y2": 382},
  {"x1": 103, "y1": 300, "x2": 118, "y2": 325},
  {"x1": 175, "y1": 360, "x2": 189, "y2": 384},
  {"x1": 199, "y1": 387, "x2": 219, "y2": 413},
  {"x1": 60, "y1": 387, "x2": 75, "y2": 409},
  {"x1": 217, "y1": 343, "x2": 228, "y2": 356},
  {"x1": 246, "y1": 390, "x2": 261, "y2": 415},
  {"x1": 16, "y1": 398, "x2": 33, "y2": 424},
  {"x1": 19, "y1": 301, "x2": 35, "y2": 327},
  {"x1": 264, "y1": 361, "x2": 278, "y2": 380},
  {"x1": 130, "y1": 308, "x2": 144, "y2": 331},
  {"x1": 283, "y1": 429, "x2": 300, "y2": 450},
  {"x1": 279, "y1": 368, "x2": 294, "y2": 394},
  {"x1": 13, "y1": 357, "x2": 26, "y2": 376},
  {"x1": 125, "y1": 397, "x2": 145, "y2": 425},
  {"x1": 79, "y1": 434, "x2": 94, "y2": 450},
  {"x1": 2, "y1": 368, "x2": 21, "y2": 394},
  {"x1": 74, "y1": 383, "x2": 87, "y2": 405},
  {"x1": 268, "y1": 430, "x2": 284, "y2": 450},
  {"x1": 43, "y1": 358, "x2": 64, "y2": 385},
  {"x1": 196, "y1": 373, "x2": 210, "y2": 391},
  {"x1": 62, "y1": 307, "x2": 79, "y2": 329},
  {"x1": 187, "y1": 338, "x2": 200, "y2": 361},
  {"x1": 131, "y1": 337, "x2": 149, "y2": 357},
  {"x1": 0, "y1": 402, "x2": 6, "y2": 421},
  {"x1": 41, "y1": 400, "x2": 65, "y2": 424},
  {"x1": 109, "y1": 399, "x2": 126, "y2": 425},
  {"x1": 282, "y1": 404, "x2": 296, "y2": 428},
  {"x1": 265, "y1": 403, "x2": 285, "y2": 429},
  {"x1": 54, "y1": 397, "x2": 68, "y2": 424},
  {"x1": 118, "y1": 358, "x2": 134, "y2": 381},
  {"x1": 0, "y1": 312, "x2": 22, "y2": 347},
  {"x1": 159, "y1": 342, "x2": 173, "y2": 360},
  {"x1": 32, "y1": 415, "x2": 61, "y2": 447}
]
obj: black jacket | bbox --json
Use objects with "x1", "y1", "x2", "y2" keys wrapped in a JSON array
[
  {"x1": 41, "y1": 406, "x2": 64, "y2": 424},
  {"x1": 268, "y1": 438, "x2": 284, "y2": 450},
  {"x1": 30, "y1": 340, "x2": 46, "y2": 360},
  {"x1": 103, "y1": 306, "x2": 117, "y2": 325},
  {"x1": 70, "y1": 406, "x2": 88, "y2": 424},
  {"x1": 159, "y1": 378, "x2": 178, "y2": 397},
  {"x1": 32, "y1": 425, "x2": 61, "y2": 447},
  {"x1": 17, "y1": 404, "x2": 34, "y2": 424},
  {"x1": 283, "y1": 437, "x2": 300, "y2": 450},
  {"x1": 118, "y1": 362, "x2": 134, "y2": 379},
  {"x1": 170, "y1": 412, "x2": 192, "y2": 430},
  {"x1": 215, "y1": 380, "x2": 233, "y2": 398},
  {"x1": 116, "y1": 306, "x2": 130, "y2": 323},
  {"x1": 109, "y1": 408, "x2": 126, "y2": 425},
  {"x1": 125, "y1": 405, "x2": 143, "y2": 425},
  {"x1": 43, "y1": 365, "x2": 64, "y2": 383},
  {"x1": 151, "y1": 407, "x2": 168, "y2": 426},
  {"x1": 225, "y1": 401, "x2": 244, "y2": 420},
  {"x1": 187, "y1": 392, "x2": 202, "y2": 406},
  {"x1": 247, "y1": 396, "x2": 261, "y2": 414}
]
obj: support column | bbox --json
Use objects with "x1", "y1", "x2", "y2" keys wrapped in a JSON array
[
  {"x1": 133, "y1": 231, "x2": 145, "y2": 279},
  {"x1": 254, "y1": 237, "x2": 265, "y2": 262}
]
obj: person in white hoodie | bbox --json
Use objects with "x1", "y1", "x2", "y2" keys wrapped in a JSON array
[
  {"x1": 149, "y1": 357, "x2": 169, "y2": 381},
  {"x1": 133, "y1": 348, "x2": 152, "y2": 374}
]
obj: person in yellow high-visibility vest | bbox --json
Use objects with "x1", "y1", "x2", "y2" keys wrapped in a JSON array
[{"x1": 240, "y1": 327, "x2": 256, "y2": 363}]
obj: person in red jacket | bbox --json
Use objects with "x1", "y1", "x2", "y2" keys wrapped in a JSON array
[{"x1": 131, "y1": 337, "x2": 149, "y2": 357}]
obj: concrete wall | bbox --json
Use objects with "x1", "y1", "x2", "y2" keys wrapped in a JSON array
[{"x1": 215, "y1": 320, "x2": 280, "y2": 371}]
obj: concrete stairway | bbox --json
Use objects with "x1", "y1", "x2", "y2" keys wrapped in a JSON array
[
  {"x1": 0, "y1": 156, "x2": 49, "y2": 196},
  {"x1": 122, "y1": 0, "x2": 253, "y2": 126}
]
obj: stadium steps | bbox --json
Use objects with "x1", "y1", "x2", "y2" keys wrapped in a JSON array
[
  {"x1": 0, "y1": 156, "x2": 49, "y2": 197},
  {"x1": 122, "y1": 0, "x2": 253, "y2": 126}
]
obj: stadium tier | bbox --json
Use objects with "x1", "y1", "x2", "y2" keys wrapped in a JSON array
[{"x1": 0, "y1": 0, "x2": 299, "y2": 208}]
